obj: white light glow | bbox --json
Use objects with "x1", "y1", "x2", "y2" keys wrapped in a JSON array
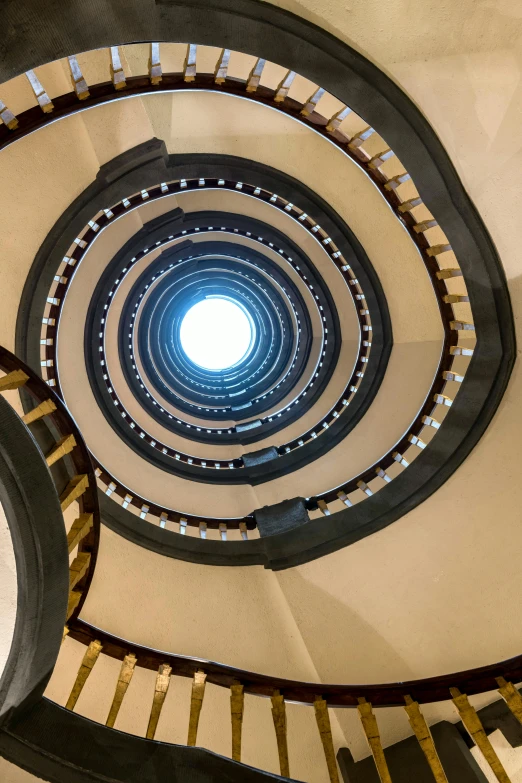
[{"x1": 180, "y1": 298, "x2": 252, "y2": 370}]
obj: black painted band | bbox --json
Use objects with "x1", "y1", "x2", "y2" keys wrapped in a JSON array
[{"x1": 0, "y1": 396, "x2": 68, "y2": 727}]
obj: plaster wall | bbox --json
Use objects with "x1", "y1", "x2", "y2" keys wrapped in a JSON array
[{"x1": 0, "y1": 4, "x2": 521, "y2": 780}]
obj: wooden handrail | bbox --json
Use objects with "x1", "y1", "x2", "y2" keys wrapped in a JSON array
[
  {"x1": 0, "y1": 46, "x2": 474, "y2": 535},
  {"x1": 64, "y1": 618, "x2": 522, "y2": 782},
  {"x1": 68, "y1": 619, "x2": 522, "y2": 708},
  {"x1": 0, "y1": 346, "x2": 100, "y2": 622}
]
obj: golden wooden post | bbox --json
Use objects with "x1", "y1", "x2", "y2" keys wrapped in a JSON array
[
  {"x1": 26, "y1": 69, "x2": 54, "y2": 112},
  {"x1": 314, "y1": 697, "x2": 340, "y2": 783},
  {"x1": 0, "y1": 99, "x2": 18, "y2": 130},
  {"x1": 271, "y1": 691, "x2": 290, "y2": 777},
  {"x1": 357, "y1": 698, "x2": 392, "y2": 783},
  {"x1": 62, "y1": 626, "x2": 69, "y2": 644},
  {"x1": 497, "y1": 678, "x2": 522, "y2": 724},
  {"x1": 22, "y1": 398, "x2": 56, "y2": 424},
  {"x1": 326, "y1": 106, "x2": 351, "y2": 132},
  {"x1": 404, "y1": 696, "x2": 448, "y2": 782},
  {"x1": 214, "y1": 49, "x2": 231, "y2": 83},
  {"x1": 60, "y1": 474, "x2": 89, "y2": 511},
  {"x1": 66, "y1": 590, "x2": 82, "y2": 620},
  {"x1": 65, "y1": 640, "x2": 102, "y2": 710},
  {"x1": 231, "y1": 683, "x2": 244, "y2": 762},
  {"x1": 184, "y1": 44, "x2": 197, "y2": 82},
  {"x1": 68, "y1": 55, "x2": 90, "y2": 99},
  {"x1": 0, "y1": 370, "x2": 29, "y2": 391},
  {"x1": 106, "y1": 654, "x2": 137, "y2": 728},
  {"x1": 300, "y1": 87, "x2": 325, "y2": 117},
  {"x1": 149, "y1": 43, "x2": 162, "y2": 85},
  {"x1": 246, "y1": 58, "x2": 266, "y2": 92},
  {"x1": 68, "y1": 552, "x2": 91, "y2": 590},
  {"x1": 450, "y1": 688, "x2": 512, "y2": 783},
  {"x1": 67, "y1": 513, "x2": 93, "y2": 553},
  {"x1": 46, "y1": 433, "x2": 76, "y2": 466},
  {"x1": 146, "y1": 664, "x2": 172, "y2": 740},
  {"x1": 274, "y1": 70, "x2": 296, "y2": 103},
  {"x1": 187, "y1": 670, "x2": 207, "y2": 746},
  {"x1": 110, "y1": 47, "x2": 126, "y2": 90}
]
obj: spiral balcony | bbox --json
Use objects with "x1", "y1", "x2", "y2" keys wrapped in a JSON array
[{"x1": 0, "y1": 1, "x2": 521, "y2": 782}]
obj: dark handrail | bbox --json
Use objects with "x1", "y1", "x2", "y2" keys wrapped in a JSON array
[
  {"x1": 0, "y1": 394, "x2": 68, "y2": 725},
  {"x1": 69, "y1": 619, "x2": 522, "y2": 708}
]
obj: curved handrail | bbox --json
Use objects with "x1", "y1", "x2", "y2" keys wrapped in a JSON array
[
  {"x1": 2, "y1": 0, "x2": 514, "y2": 555},
  {"x1": 0, "y1": 394, "x2": 68, "y2": 725},
  {"x1": 69, "y1": 619, "x2": 522, "y2": 708},
  {"x1": 61, "y1": 618, "x2": 522, "y2": 781},
  {"x1": 9, "y1": 58, "x2": 473, "y2": 529},
  {"x1": 0, "y1": 346, "x2": 100, "y2": 622}
]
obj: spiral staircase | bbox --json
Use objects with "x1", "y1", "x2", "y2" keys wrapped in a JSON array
[{"x1": 0, "y1": 1, "x2": 521, "y2": 782}]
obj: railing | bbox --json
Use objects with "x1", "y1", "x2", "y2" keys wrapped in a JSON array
[
  {"x1": 0, "y1": 346, "x2": 100, "y2": 622},
  {"x1": 41, "y1": 183, "x2": 366, "y2": 470},
  {"x1": 0, "y1": 44, "x2": 474, "y2": 536},
  {"x1": 62, "y1": 619, "x2": 522, "y2": 783}
]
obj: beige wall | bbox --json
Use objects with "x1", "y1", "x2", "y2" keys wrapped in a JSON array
[{"x1": 0, "y1": 3, "x2": 521, "y2": 781}]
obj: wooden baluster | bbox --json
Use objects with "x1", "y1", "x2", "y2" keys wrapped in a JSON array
[
  {"x1": 67, "y1": 513, "x2": 93, "y2": 553},
  {"x1": 450, "y1": 688, "x2": 512, "y2": 783},
  {"x1": 357, "y1": 697, "x2": 392, "y2": 783},
  {"x1": 413, "y1": 219, "x2": 438, "y2": 233},
  {"x1": 66, "y1": 590, "x2": 82, "y2": 620},
  {"x1": 384, "y1": 172, "x2": 411, "y2": 190},
  {"x1": 450, "y1": 320, "x2": 475, "y2": 332},
  {"x1": 69, "y1": 551, "x2": 91, "y2": 590},
  {"x1": 26, "y1": 70, "x2": 54, "y2": 113},
  {"x1": 398, "y1": 197, "x2": 423, "y2": 213},
  {"x1": 301, "y1": 87, "x2": 325, "y2": 117},
  {"x1": 146, "y1": 664, "x2": 172, "y2": 739},
  {"x1": 239, "y1": 521, "x2": 248, "y2": 541},
  {"x1": 0, "y1": 369, "x2": 29, "y2": 391},
  {"x1": 348, "y1": 126, "x2": 375, "y2": 149},
  {"x1": 497, "y1": 678, "x2": 522, "y2": 725},
  {"x1": 443, "y1": 294, "x2": 470, "y2": 304},
  {"x1": 426, "y1": 243, "x2": 452, "y2": 257},
  {"x1": 184, "y1": 44, "x2": 197, "y2": 82},
  {"x1": 0, "y1": 99, "x2": 18, "y2": 130},
  {"x1": 214, "y1": 49, "x2": 231, "y2": 83},
  {"x1": 106, "y1": 654, "x2": 137, "y2": 728},
  {"x1": 65, "y1": 640, "x2": 103, "y2": 710},
  {"x1": 368, "y1": 149, "x2": 394, "y2": 169},
  {"x1": 317, "y1": 499, "x2": 330, "y2": 516},
  {"x1": 187, "y1": 670, "x2": 207, "y2": 746},
  {"x1": 219, "y1": 523, "x2": 227, "y2": 541},
  {"x1": 62, "y1": 626, "x2": 69, "y2": 644},
  {"x1": 149, "y1": 43, "x2": 162, "y2": 85},
  {"x1": 246, "y1": 58, "x2": 266, "y2": 92},
  {"x1": 231, "y1": 683, "x2": 244, "y2": 761},
  {"x1": 60, "y1": 474, "x2": 89, "y2": 512},
  {"x1": 436, "y1": 268, "x2": 463, "y2": 280},
  {"x1": 422, "y1": 415, "x2": 441, "y2": 430},
  {"x1": 326, "y1": 106, "x2": 351, "y2": 132},
  {"x1": 68, "y1": 55, "x2": 89, "y2": 99},
  {"x1": 442, "y1": 370, "x2": 464, "y2": 383},
  {"x1": 315, "y1": 697, "x2": 340, "y2": 783},
  {"x1": 46, "y1": 433, "x2": 76, "y2": 467},
  {"x1": 404, "y1": 696, "x2": 448, "y2": 782},
  {"x1": 271, "y1": 691, "x2": 290, "y2": 777},
  {"x1": 22, "y1": 398, "x2": 56, "y2": 424},
  {"x1": 274, "y1": 70, "x2": 296, "y2": 103},
  {"x1": 110, "y1": 47, "x2": 126, "y2": 90}
]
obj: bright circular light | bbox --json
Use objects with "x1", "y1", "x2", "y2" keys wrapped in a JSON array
[{"x1": 179, "y1": 298, "x2": 253, "y2": 370}]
